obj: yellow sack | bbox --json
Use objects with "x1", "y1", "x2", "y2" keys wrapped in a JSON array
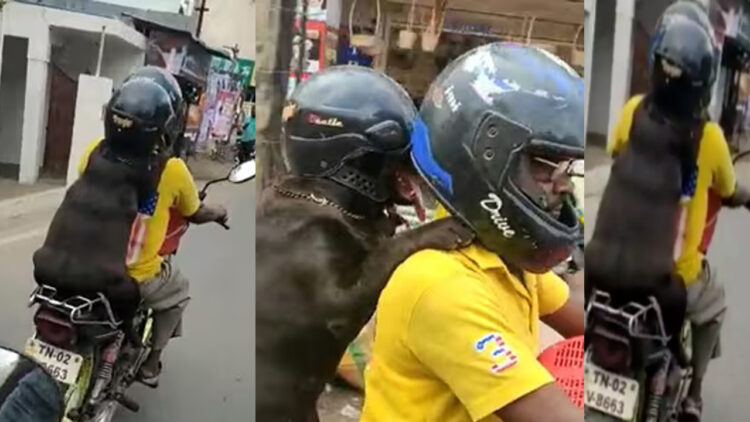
[{"x1": 336, "y1": 315, "x2": 376, "y2": 391}]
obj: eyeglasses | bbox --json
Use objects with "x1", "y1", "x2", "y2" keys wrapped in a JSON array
[{"x1": 532, "y1": 157, "x2": 583, "y2": 179}]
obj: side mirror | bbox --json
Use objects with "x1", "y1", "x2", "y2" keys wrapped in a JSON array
[
  {"x1": 228, "y1": 159, "x2": 256, "y2": 184},
  {"x1": 0, "y1": 347, "x2": 63, "y2": 422}
]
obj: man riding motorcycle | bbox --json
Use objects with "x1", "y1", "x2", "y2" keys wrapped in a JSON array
[
  {"x1": 603, "y1": 3, "x2": 750, "y2": 419},
  {"x1": 33, "y1": 66, "x2": 229, "y2": 388},
  {"x1": 361, "y1": 43, "x2": 585, "y2": 422}
]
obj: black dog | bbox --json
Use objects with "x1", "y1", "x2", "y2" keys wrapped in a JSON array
[
  {"x1": 256, "y1": 176, "x2": 473, "y2": 422},
  {"x1": 33, "y1": 145, "x2": 162, "y2": 318},
  {"x1": 586, "y1": 97, "x2": 702, "y2": 345}
]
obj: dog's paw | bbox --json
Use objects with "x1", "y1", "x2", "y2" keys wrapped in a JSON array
[{"x1": 411, "y1": 217, "x2": 475, "y2": 251}]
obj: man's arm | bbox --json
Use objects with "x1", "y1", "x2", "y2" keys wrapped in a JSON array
[
  {"x1": 495, "y1": 384, "x2": 582, "y2": 422},
  {"x1": 171, "y1": 158, "x2": 229, "y2": 226},
  {"x1": 539, "y1": 272, "x2": 583, "y2": 338},
  {"x1": 187, "y1": 204, "x2": 228, "y2": 225},
  {"x1": 541, "y1": 298, "x2": 584, "y2": 339},
  {"x1": 722, "y1": 183, "x2": 750, "y2": 208},
  {"x1": 706, "y1": 123, "x2": 750, "y2": 209}
]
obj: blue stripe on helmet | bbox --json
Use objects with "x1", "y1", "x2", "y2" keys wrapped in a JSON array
[{"x1": 410, "y1": 116, "x2": 454, "y2": 196}]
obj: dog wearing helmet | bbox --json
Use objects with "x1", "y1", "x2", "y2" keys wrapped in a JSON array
[{"x1": 255, "y1": 66, "x2": 473, "y2": 421}]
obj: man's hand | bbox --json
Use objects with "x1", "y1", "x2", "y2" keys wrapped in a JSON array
[
  {"x1": 722, "y1": 183, "x2": 750, "y2": 209},
  {"x1": 495, "y1": 383, "x2": 582, "y2": 422},
  {"x1": 187, "y1": 204, "x2": 229, "y2": 227}
]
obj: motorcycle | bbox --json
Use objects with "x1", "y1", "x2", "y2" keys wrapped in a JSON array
[
  {"x1": 0, "y1": 346, "x2": 64, "y2": 422},
  {"x1": 24, "y1": 160, "x2": 256, "y2": 422},
  {"x1": 584, "y1": 289, "x2": 692, "y2": 422}
]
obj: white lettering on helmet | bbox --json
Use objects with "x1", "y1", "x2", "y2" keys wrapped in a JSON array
[
  {"x1": 480, "y1": 193, "x2": 516, "y2": 238},
  {"x1": 445, "y1": 85, "x2": 462, "y2": 112},
  {"x1": 111, "y1": 114, "x2": 133, "y2": 129},
  {"x1": 308, "y1": 113, "x2": 344, "y2": 127},
  {"x1": 661, "y1": 58, "x2": 684, "y2": 78}
]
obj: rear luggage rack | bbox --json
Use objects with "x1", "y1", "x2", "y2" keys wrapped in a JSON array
[
  {"x1": 586, "y1": 290, "x2": 671, "y2": 346},
  {"x1": 29, "y1": 285, "x2": 122, "y2": 329}
]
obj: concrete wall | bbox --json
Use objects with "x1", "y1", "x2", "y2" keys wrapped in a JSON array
[
  {"x1": 100, "y1": 39, "x2": 145, "y2": 86},
  {"x1": 584, "y1": 0, "x2": 596, "y2": 133},
  {"x1": 51, "y1": 30, "x2": 98, "y2": 77},
  {"x1": 0, "y1": 1, "x2": 145, "y2": 184},
  {"x1": 587, "y1": 0, "x2": 616, "y2": 137},
  {"x1": 67, "y1": 75, "x2": 113, "y2": 185},
  {"x1": 0, "y1": 36, "x2": 28, "y2": 166},
  {"x1": 200, "y1": 0, "x2": 255, "y2": 60}
]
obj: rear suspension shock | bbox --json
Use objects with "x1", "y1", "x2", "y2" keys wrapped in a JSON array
[{"x1": 88, "y1": 332, "x2": 124, "y2": 405}]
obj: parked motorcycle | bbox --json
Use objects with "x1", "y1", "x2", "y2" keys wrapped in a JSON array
[
  {"x1": 0, "y1": 346, "x2": 64, "y2": 422},
  {"x1": 584, "y1": 289, "x2": 692, "y2": 422},
  {"x1": 24, "y1": 160, "x2": 256, "y2": 422}
]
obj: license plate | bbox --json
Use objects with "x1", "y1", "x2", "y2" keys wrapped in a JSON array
[
  {"x1": 585, "y1": 363, "x2": 640, "y2": 421},
  {"x1": 25, "y1": 338, "x2": 83, "y2": 385}
]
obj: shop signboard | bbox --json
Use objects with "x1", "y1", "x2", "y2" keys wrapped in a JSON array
[
  {"x1": 238, "y1": 59, "x2": 256, "y2": 89},
  {"x1": 144, "y1": 29, "x2": 213, "y2": 88},
  {"x1": 297, "y1": 0, "x2": 327, "y2": 22}
]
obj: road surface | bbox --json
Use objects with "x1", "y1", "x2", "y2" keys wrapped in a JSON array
[
  {"x1": 586, "y1": 157, "x2": 750, "y2": 421},
  {"x1": 0, "y1": 181, "x2": 255, "y2": 422}
]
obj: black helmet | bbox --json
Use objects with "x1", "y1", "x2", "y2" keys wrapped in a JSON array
[
  {"x1": 104, "y1": 66, "x2": 186, "y2": 158},
  {"x1": 648, "y1": 1, "x2": 718, "y2": 117},
  {"x1": 283, "y1": 66, "x2": 416, "y2": 203},
  {"x1": 412, "y1": 43, "x2": 584, "y2": 273}
]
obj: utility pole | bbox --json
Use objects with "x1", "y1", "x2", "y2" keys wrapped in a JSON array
[
  {"x1": 195, "y1": 0, "x2": 210, "y2": 38},
  {"x1": 256, "y1": 0, "x2": 296, "y2": 189},
  {"x1": 297, "y1": 0, "x2": 308, "y2": 83}
]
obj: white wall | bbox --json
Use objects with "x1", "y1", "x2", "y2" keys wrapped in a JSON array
[
  {"x1": 587, "y1": 0, "x2": 616, "y2": 137},
  {"x1": 100, "y1": 40, "x2": 145, "y2": 87},
  {"x1": 0, "y1": 1, "x2": 145, "y2": 184},
  {"x1": 67, "y1": 75, "x2": 113, "y2": 185},
  {"x1": 0, "y1": 36, "x2": 28, "y2": 165},
  {"x1": 199, "y1": 0, "x2": 255, "y2": 59}
]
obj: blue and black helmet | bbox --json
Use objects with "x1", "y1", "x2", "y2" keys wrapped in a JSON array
[{"x1": 411, "y1": 43, "x2": 584, "y2": 273}]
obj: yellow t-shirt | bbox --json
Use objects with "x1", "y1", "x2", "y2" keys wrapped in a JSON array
[
  {"x1": 77, "y1": 139, "x2": 201, "y2": 282},
  {"x1": 360, "y1": 243, "x2": 570, "y2": 422},
  {"x1": 608, "y1": 95, "x2": 737, "y2": 284}
]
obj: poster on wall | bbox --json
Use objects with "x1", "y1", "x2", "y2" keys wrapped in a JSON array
[{"x1": 195, "y1": 56, "x2": 245, "y2": 149}]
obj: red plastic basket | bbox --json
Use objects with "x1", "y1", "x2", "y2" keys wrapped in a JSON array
[{"x1": 538, "y1": 335, "x2": 584, "y2": 408}]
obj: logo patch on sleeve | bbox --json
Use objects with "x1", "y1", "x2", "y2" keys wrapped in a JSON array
[{"x1": 475, "y1": 333, "x2": 519, "y2": 374}]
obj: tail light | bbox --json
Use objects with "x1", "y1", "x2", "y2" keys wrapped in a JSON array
[
  {"x1": 590, "y1": 329, "x2": 631, "y2": 374},
  {"x1": 34, "y1": 308, "x2": 77, "y2": 348}
]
